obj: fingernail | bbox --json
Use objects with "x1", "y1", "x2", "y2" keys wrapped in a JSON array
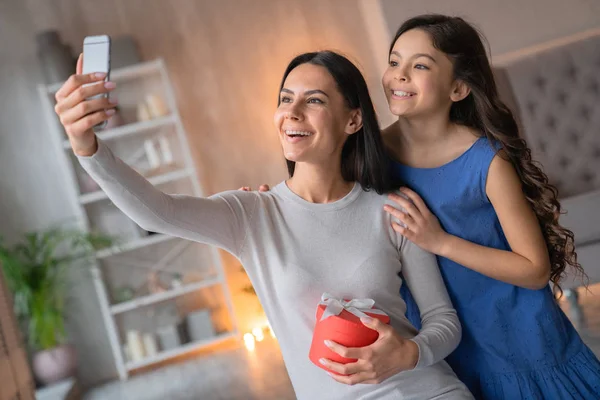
[
  {"x1": 360, "y1": 317, "x2": 373, "y2": 324},
  {"x1": 104, "y1": 81, "x2": 116, "y2": 89},
  {"x1": 109, "y1": 96, "x2": 118, "y2": 104},
  {"x1": 94, "y1": 72, "x2": 107, "y2": 79},
  {"x1": 106, "y1": 109, "x2": 116, "y2": 116},
  {"x1": 319, "y1": 358, "x2": 326, "y2": 365},
  {"x1": 324, "y1": 340, "x2": 333, "y2": 347}
]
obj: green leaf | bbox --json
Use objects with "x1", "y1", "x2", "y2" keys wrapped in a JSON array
[{"x1": 0, "y1": 226, "x2": 115, "y2": 350}]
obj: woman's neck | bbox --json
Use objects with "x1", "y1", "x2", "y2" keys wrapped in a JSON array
[{"x1": 286, "y1": 162, "x2": 354, "y2": 204}]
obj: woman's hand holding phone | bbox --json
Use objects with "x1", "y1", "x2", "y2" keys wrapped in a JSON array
[{"x1": 53, "y1": 54, "x2": 117, "y2": 157}]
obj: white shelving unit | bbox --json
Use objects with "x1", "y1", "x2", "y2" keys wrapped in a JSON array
[{"x1": 38, "y1": 59, "x2": 238, "y2": 380}]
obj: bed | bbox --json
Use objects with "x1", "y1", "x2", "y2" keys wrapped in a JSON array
[{"x1": 493, "y1": 28, "x2": 600, "y2": 328}]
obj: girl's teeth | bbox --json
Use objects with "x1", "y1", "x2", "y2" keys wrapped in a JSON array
[
  {"x1": 393, "y1": 91, "x2": 413, "y2": 97},
  {"x1": 286, "y1": 130, "x2": 312, "y2": 136}
]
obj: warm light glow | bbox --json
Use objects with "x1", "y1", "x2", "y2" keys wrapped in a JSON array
[
  {"x1": 243, "y1": 333, "x2": 256, "y2": 351},
  {"x1": 267, "y1": 323, "x2": 276, "y2": 338},
  {"x1": 252, "y1": 327, "x2": 265, "y2": 342}
]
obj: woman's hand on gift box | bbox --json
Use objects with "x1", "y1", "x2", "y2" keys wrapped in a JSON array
[{"x1": 319, "y1": 316, "x2": 419, "y2": 385}]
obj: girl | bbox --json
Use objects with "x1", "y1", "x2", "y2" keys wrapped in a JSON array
[
  {"x1": 53, "y1": 51, "x2": 473, "y2": 399},
  {"x1": 382, "y1": 14, "x2": 600, "y2": 399}
]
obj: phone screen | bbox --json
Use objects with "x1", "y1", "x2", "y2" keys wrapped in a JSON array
[
  {"x1": 82, "y1": 36, "x2": 110, "y2": 76},
  {"x1": 82, "y1": 35, "x2": 111, "y2": 128}
]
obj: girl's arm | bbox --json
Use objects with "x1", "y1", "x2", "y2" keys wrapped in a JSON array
[{"x1": 386, "y1": 154, "x2": 551, "y2": 290}]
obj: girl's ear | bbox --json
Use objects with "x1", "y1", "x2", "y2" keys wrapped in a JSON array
[{"x1": 450, "y1": 80, "x2": 471, "y2": 102}]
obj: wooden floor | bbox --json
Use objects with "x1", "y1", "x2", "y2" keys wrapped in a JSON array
[
  {"x1": 84, "y1": 284, "x2": 600, "y2": 400},
  {"x1": 84, "y1": 336, "x2": 295, "y2": 400}
]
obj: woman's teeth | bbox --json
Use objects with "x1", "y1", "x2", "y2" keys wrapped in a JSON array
[
  {"x1": 393, "y1": 90, "x2": 415, "y2": 97},
  {"x1": 285, "y1": 130, "x2": 313, "y2": 137}
]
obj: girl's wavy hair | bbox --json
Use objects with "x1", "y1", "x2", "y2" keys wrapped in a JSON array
[{"x1": 391, "y1": 14, "x2": 585, "y2": 293}]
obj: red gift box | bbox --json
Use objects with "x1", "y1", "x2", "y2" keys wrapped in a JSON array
[{"x1": 308, "y1": 293, "x2": 390, "y2": 375}]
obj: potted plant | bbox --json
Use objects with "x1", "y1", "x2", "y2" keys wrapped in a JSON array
[{"x1": 0, "y1": 226, "x2": 114, "y2": 386}]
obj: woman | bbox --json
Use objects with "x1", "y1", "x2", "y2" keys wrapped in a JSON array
[{"x1": 54, "y1": 50, "x2": 472, "y2": 400}]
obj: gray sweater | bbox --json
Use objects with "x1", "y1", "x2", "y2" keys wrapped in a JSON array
[{"x1": 78, "y1": 139, "x2": 473, "y2": 400}]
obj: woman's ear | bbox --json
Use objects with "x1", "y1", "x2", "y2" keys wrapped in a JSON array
[
  {"x1": 450, "y1": 80, "x2": 471, "y2": 102},
  {"x1": 345, "y1": 109, "x2": 363, "y2": 135}
]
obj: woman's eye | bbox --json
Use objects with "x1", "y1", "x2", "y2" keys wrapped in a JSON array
[
  {"x1": 280, "y1": 96, "x2": 292, "y2": 103},
  {"x1": 307, "y1": 98, "x2": 323, "y2": 104},
  {"x1": 389, "y1": 60, "x2": 398, "y2": 67}
]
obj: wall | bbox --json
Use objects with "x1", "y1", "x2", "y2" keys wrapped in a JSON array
[{"x1": 378, "y1": 0, "x2": 600, "y2": 59}]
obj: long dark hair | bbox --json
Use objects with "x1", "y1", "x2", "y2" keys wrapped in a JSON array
[
  {"x1": 391, "y1": 14, "x2": 583, "y2": 292},
  {"x1": 278, "y1": 51, "x2": 394, "y2": 194}
]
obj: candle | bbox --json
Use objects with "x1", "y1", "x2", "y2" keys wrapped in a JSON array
[
  {"x1": 127, "y1": 330, "x2": 146, "y2": 361},
  {"x1": 243, "y1": 332, "x2": 256, "y2": 351},
  {"x1": 252, "y1": 327, "x2": 264, "y2": 342}
]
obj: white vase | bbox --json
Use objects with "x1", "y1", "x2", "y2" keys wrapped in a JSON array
[{"x1": 32, "y1": 344, "x2": 77, "y2": 385}]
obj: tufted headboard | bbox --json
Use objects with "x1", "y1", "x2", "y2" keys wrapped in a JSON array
[{"x1": 493, "y1": 30, "x2": 600, "y2": 198}]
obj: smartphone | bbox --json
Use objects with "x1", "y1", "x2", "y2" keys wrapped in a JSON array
[{"x1": 82, "y1": 35, "x2": 111, "y2": 129}]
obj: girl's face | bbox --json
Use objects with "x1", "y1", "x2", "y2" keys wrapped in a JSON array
[
  {"x1": 382, "y1": 28, "x2": 464, "y2": 118},
  {"x1": 274, "y1": 63, "x2": 361, "y2": 165}
]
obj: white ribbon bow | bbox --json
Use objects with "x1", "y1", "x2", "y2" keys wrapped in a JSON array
[{"x1": 318, "y1": 293, "x2": 388, "y2": 321}]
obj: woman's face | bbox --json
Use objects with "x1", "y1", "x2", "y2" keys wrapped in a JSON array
[
  {"x1": 382, "y1": 28, "x2": 457, "y2": 118},
  {"x1": 274, "y1": 63, "x2": 360, "y2": 165}
]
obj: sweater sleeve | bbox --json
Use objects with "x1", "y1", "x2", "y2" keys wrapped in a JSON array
[
  {"x1": 400, "y1": 238, "x2": 462, "y2": 369},
  {"x1": 76, "y1": 139, "x2": 258, "y2": 257}
]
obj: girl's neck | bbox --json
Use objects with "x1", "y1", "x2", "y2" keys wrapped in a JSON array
[
  {"x1": 286, "y1": 162, "x2": 354, "y2": 204},
  {"x1": 395, "y1": 112, "x2": 456, "y2": 147},
  {"x1": 383, "y1": 110, "x2": 481, "y2": 168}
]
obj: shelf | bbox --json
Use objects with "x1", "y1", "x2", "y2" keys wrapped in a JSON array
[
  {"x1": 40, "y1": 57, "x2": 238, "y2": 380},
  {"x1": 79, "y1": 168, "x2": 190, "y2": 205},
  {"x1": 110, "y1": 277, "x2": 221, "y2": 315},
  {"x1": 96, "y1": 233, "x2": 178, "y2": 259},
  {"x1": 62, "y1": 114, "x2": 176, "y2": 150},
  {"x1": 47, "y1": 59, "x2": 164, "y2": 94},
  {"x1": 125, "y1": 331, "x2": 236, "y2": 371}
]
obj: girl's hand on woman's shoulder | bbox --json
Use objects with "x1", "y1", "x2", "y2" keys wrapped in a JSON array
[
  {"x1": 384, "y1": 187, "x2": 451, "y2": 255},
  {"x1": 238, "y1": 184, "x2": 270, "y2": 192}
]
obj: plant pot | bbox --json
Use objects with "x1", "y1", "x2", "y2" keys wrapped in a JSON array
[{"x1": 32, "y1": 344, "x2": 77, "y2": 385}]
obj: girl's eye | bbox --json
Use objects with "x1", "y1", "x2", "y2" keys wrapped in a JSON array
[
  {"x1": 389, "y1": 60, "x2": 398, "y2": 67},
  {"x1": 308, "y1": 98, "x2": 324, "y2": 104},
  {"x1": 280, "y1": 96, "x2": 292, "y2": 103},
  {"x1": 415, "y1": 64, "x2": 429, "y2": 70}
]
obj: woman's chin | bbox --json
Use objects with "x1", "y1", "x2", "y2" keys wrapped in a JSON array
[
  {"x1": 283, "y1": 149, "x2": 306, "y2": 163},
  {"x1": 284, "y1": 154, "x2": 303, "y2": 163}
]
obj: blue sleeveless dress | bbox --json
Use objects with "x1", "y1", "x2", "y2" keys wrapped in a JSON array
[{"x1": 392, "y1": 137, "x2": 600, "y2": 399}]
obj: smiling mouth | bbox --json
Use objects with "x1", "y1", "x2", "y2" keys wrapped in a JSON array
[
  {"x1": 284, "y1": 130, "x2": 314, "y2": 138},
  {"x1": 392, "y1": 90, "x2": 416, "y2": 98}
]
